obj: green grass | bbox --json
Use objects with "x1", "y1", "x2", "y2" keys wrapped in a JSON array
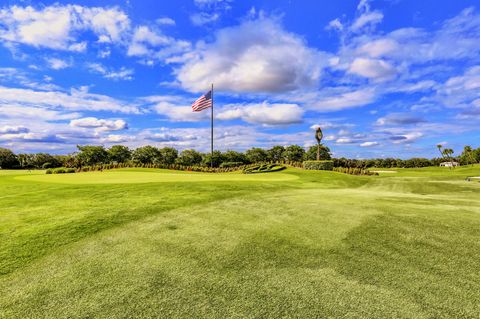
[{"x1": 1, "y1": 166, "x2": 479, "y2": 318}]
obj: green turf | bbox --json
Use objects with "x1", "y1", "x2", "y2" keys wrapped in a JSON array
[{"x1": 1, "y1": 166, "x2": 479, "y2": 318}]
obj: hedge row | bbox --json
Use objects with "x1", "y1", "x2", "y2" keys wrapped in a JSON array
[
  {"x1": 302, "y1": 160, "x2": 334, "y2": 170},
  {"x1": 333, "y1": 167, "x2": 378, "y2": 176}
]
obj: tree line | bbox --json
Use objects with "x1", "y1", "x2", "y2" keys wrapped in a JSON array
[{"x1": 0, "y1": 144, "x2": 478, "y2": 169}]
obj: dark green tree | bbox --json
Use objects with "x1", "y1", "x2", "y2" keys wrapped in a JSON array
[
  {"x1": 132, "y1": 146, "x2": 160, "y2": 164},
  {"x1": 245, "y1": 147, "x2": 269, "y2": 163},
  {"x1": 159, "y1": 147, "x2": 178, "y2": 165},
  {"x1": 77, "y1": 145, "x2": 109, "y2": 166},
  {"x1": 223, "y1": 150, "x2": 248, "y2": 164},
  {"x1": 0, "y1": 147, "x2": 19, "y2": 169},
  {"x1": 267, "y1": 146, "x2": 285, "y2": 162},
  {"x1": 108, "y1": 145, "x2": 131, "y2": 163},
  {"x1": 202, "y1": 150, "x2": 225, "y2": 167},
  {"x1": 175, "y1": 149, "x2": 203, "y2": 166},
  {"x1": 305, "y1": 145, "x2": 331, "y2": 160},
  {"x1": 283, "y1": 145, "x2": 305, "y2": 162}
]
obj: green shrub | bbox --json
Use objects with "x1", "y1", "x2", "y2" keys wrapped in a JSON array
[
  {"x1": 333, "y1": 167, "x2": 378, "y2": 176},
  {"x1": 219, "y1": 162, "x2": 244, "y2": 168},
  {"x1": 303, "y1": 160, "x2": 334, "y2": 170},
  {"x1": 45, "y1": 167, "x2": 76, "y2": 174},
  {"x1": 243, "y1": 164, "x2": 286, "y2": 174}
]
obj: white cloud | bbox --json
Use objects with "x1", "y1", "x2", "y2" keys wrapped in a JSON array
[
  {"x1": 348, "y1": 58, "x2": 396, "y2": 81},
  {"x1": 102, "y1": 134, "x2": 135, "y2": 143},
  {"x1": 86, "y1": 63, "x2": 134, "y2": 81},
  {"x1": 70, "y1": 117, "x2": 128, "y2": 131},
  {"x1": 190, "y1": 13, "x2": 220, "y2": 26},
  {"x1": 156, "y1": 17, "x2": 175, "y2": 26},
  {"x1": 216, "y1": 103, "x2": 303, "y2": 125},
  {"x1": 360, "y1": 141, "x2": 379, "y2": 147},
  {"x1": 46, "y1": 57, "x2": 71, "y2": 70},
  {"x1": 351, "y1": 11, "x2": 383, "y2": 32},
  {"x1": 0, "y1": 5, "x2": 130, "y2": 51},
  {"x1": 376, "y1": 113, "x2": 425, "y2": 126},
  {"x1": 310, "y1": 88, "x2": 377, "y2": 111},
  {"x1": 0, "y1": 125, "x2": 29, "y2": 134},
  {"x1": 127, "y1": 25, "x2": 190, "y2": 62},
  {"x1": 149, "y1": 96, "x2": 209, "y2": 122},
  {"x1": 0, "y1": 86, "x2": 139, "y2": 113},
  {"x1": 175, "y1": 17, "x2": 329, "y2": 93}
]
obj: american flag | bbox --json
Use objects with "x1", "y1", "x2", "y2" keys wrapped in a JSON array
[{"x1": 191, "y1": 90, "x2": 212, "y2": 112}]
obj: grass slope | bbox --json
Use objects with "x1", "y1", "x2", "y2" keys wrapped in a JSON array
[{"x1": 0, "y1": 166, "x2": 479, "y2": 318}]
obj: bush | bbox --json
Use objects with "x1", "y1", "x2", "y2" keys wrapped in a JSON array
[
  {"x1": 243, "y1": 164, "x2": 286, "y2": 174},
  {"x1": 220, "y1": 162, "x2": 244, "y2": 168},
  {"x1": 45, "y1": 167, "x2": 76, "y2": 174},
  {"x1": 303, "y1": 160, "x2": 334, "y2": 170},
  {"x1": 333, "y1": 167, "x2": 378, "y2": 176}
]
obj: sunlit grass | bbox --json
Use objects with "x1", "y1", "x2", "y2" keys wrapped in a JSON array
[{"x1": 1, "y1": 166, "x2": 479, "y2": 318}]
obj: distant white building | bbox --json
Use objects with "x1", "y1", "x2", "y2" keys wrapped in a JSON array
[{"x1": 440, "y1": 161, "x2": 459, "y2": 167}]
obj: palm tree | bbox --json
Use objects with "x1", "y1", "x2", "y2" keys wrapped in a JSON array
[
  {"x1": 437, "y1": 144, "x2": 445, "y2": 159},
  {"x1": 463, "y1": 146, "x2": 476, "y2": 166},
  {"x1": 442, "y1": 148, "x2": 455, "y2": 169}
]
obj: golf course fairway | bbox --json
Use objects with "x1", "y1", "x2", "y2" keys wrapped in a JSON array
[{"x1": 1, "y1": 167, "x2": 479, "y2": 318}]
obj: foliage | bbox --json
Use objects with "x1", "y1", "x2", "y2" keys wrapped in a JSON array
[
  {"x1": 159, "y1": 147, "x2": 178, "y2": 165},
  {"x1": 303, "y1": 160, "x2": 334, "y2": 170},
  {"x1": 201, "y1": 150, "x2": 225, "y2": 167},
  {"x1": 219, "y1": 162, "x2": 244, "y2": 168},
  {"x1": 305, "y1": 145, "x2": 331, "y2": 160},
  {"x1": 132, "y1": 146, "x2": 160, "y2": 164},
  {"x1": 108, "y1": 145, "x2": 131, "y2": 163},
  {"x1": 0, "y1": 147, "x2": 19, "y2": 169},
  {"x1": 283, "y1": 145, "x2": 306, "y2": 162},
  {"x1": 242, "y1": 163, "x2": 286, "y2": 174},
  {"x1": 77, "y1": 145, "x2": 109, "y2": 166},
  {"x1": 267, "y1": 145, "x2": 285, "y2": 162},
  {"x1": 45, "y1": 167, "x2": 76, "y2": 174},
  {"x1": 333, "y1": 167, "x2": 378, "y2": 176},
  {"x1": 176, "y1": 149, "x2": 203, "y2": 166},
  {"x1": 245, "y1": 147, "x2": 269, "y2": 163},
  {"x1": 223, "y1": 150, "x2": 248, "y2": 164}
]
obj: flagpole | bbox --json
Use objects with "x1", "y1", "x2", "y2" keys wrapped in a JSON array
[{"x1": 210, "y1": 83, "x2": 214, "y2": 168}]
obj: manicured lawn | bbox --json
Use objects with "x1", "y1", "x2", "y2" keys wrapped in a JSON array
[{"x1": 1, "y1": 166, "x2": 479, "y2": 318}]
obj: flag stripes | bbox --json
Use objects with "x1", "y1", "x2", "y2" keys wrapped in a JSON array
[{"x1": 191, "y1": 90, "x2": 212, "y2": 112}]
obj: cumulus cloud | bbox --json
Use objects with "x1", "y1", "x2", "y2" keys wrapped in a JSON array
[
  {"x1": 0, "y1": 5, "x2": 130, "y2": 51},
  {"x1": 348, "y1": 58, "x2": 396, "y2": 81},
  {"x1": 70, "y1": 117, "x2": 128, "y2": 131},
  {"x1": 217, "y1": 103, "x2": 303, "y2": 125},
  {"x1": 175, "y1": 17, "x2": 329, "y2": 93}
]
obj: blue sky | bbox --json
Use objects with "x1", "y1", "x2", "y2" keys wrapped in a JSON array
[{"x1": 0, "y1": 0, "x2": 479, "y2": 158}]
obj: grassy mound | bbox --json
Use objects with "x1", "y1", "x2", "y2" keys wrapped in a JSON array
[{"x1": 242, "y1": 163, "x2": 286, "y2": 174}]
